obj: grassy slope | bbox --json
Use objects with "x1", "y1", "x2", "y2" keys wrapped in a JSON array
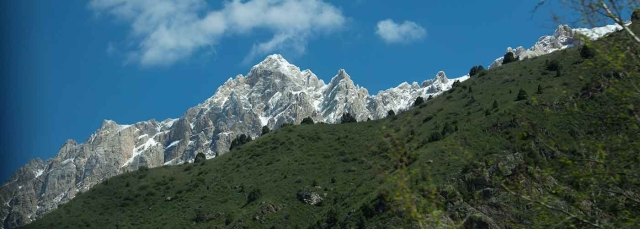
[{"x1": 23, "y1": 27, "x2": 640, "y2": 229}]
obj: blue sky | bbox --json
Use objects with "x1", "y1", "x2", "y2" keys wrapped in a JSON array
[{"x1": 1, "y1": 0, "x2": 567, "y2": 181}]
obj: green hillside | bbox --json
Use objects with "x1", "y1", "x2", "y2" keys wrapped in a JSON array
[{"x1": 23, "y1": 24, "x2": 640, "y2": 229}]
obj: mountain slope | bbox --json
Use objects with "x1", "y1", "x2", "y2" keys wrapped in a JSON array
[
  {"x1": 0, "y1": 22, "x2": 630, "y2": 229},
  {"x1": 20, "y1": 21, "x2": 640, "y2": 228}
]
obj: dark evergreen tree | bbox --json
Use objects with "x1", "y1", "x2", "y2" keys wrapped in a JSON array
[
  {"x1": 427, "y1": 95, "x2": 433, "y2": 100},
  {"x1": 452, "y1": 80, "x2": 461, "y2": 88},
  {"x1": 340, "y1": 113, "x2": 357, "y2": 123},
  {"x1": 301, "y1": 117, "x2": 314, "y2": 125},
  {"x1": 580, "y1": 44, "x2": 596, "y2": 59},
  {"x1": 247, "y1": 188, "x2": 262, "y2": 203},
  {"x1": 492, "y1": 100, "x2": 499, "y2": 109},
  {"x1": 387, "y1": 110, "x2": 395, "y2": 117},
  {"x1": 516, "y1": 88, "x2": 529, "y2": 101},
  {"x1": 537, "y1": 84, "x2": 543, "y2": 94},
  {"x1": 261, "y1": 125, "x2": 270, "y2": 135},
  {"x1": 413, "y1": 96, "x2": 425, "y2": 107},
  {"x1": 469, "y1": 65, "x2": 486, "y2": 76},
  {"x1": 428, "y1": 132, "x2": 443, "y2": 142},
  {"x1": 194, "y1": 152, "x2": 206, "y2": 164},
  {"x1": 545, "y1": 59, "x2": 561, "y2": 71},
  {"x1": 502, "y1": 52, "x2": 518, "y2": 64}
]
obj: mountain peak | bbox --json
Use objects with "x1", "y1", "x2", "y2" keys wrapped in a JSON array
[
  {"x1": 435, "y1": 71, "x2": 449, "y2": 84},
  {"x1": 254, "y1": 54, "x2": 292, "y2": 69}
]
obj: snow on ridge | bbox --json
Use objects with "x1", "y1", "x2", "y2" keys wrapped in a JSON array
[
  {"x1": 118, "y1": 124, "x2": 131, "y2": 132},
  {"x1": 162, "y1": 118, "x2": 178, "y2": 128}
]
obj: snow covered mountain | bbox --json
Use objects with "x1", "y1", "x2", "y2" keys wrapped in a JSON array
[
  {"x1": 0, "y1": 22, "x2": 626, "y2": 228},
  {"x1": 488, "y1": 23, "x2": 626, "y2": 69},
  {"x1": 0, "y1": 54, "x2": 466, "y2": 229}
]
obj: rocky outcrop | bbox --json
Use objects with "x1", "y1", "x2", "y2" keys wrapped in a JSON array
[{"x1": 0, "y1": 54, "x2": 468, "y2": 228}]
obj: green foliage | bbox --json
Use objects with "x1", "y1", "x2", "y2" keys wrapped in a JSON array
[
  {"x1": 301, "y1": 117, "x2": 314, "y2": 125},
  {"x1": 427, "y1": 95, "x2": 433, "y2": 100},
  {"x1": 261, "y1": 125, "x2": 271, "y2": 135},
  {"x1": 340, "y1": 113, "x2": 357, "y2": 123},
  {"x1": 516, "y1": 88, "x2": 528, "y2": 101},
  {"x1": 537, "y1": 84, "x2": 543, "y2": 94},
  {"x1": 194, "y1": 152, "x2": 206, "y2": 164},
  {"x1": 413, "y1": 96, "x2": 425, "y2": 107},
  {"x1": 492, "y1": 100, "x2": 499, "y2": 109},
  {"x1": 580, "y1": 44, "x2": 596, "y2": 59},
  {"x1": 230, "y1": 133, "x2": 252, "y2": 151},
  {"x1": 451, "y1": 80, "x2": 461, "y2": 88},
  {"x1": 545, "y1": 59, "x2": 561, "y2": 71},
  {"x1": 247, "y1": 188, "x2": 262, "y2": 203},
  {"x1": 387, "y1": 110, "x2": 395, "y2": 117},
  {"x1": 469, "y1": 65, "x2": 485, "y2": 76},
  {"x1": 502, "y1": 52, "x2": 518, "y2": 64},
  {"x1": 428, "y1": 132, "x2": 443, "y2": 142},
  {"x1": 25, "y1": 24, "x2": 640, "y2": 229}
]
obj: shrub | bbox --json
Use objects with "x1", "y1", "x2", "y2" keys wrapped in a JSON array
[
  {"x1": 387, "y1": 110, "x2": 395, "y2": 117},
  {"x1": 341, "y1": 113, "x2": 357, "y2": 124},
  {"x1": 452, "y1": 80, "x2": 461, "y2": 88},
  {"x1": 225, "y1": 213, "x2": 235, "y2": 225},
  {"x1": 502, "y1": 52, "x2": 518, "y2": 64},
  {"x1": 537, "y1": 84, "x2": 543, "y2": 94},
  {"x1": 580, "y1": 44, "x2": 596, "y2": 59},
  {"x1": 413, "y1": 96, "x2": 425, "y2": 107},
  {"x1": 261, "y1": 125, "x2": 270, "y2": 135},
  {"x1": 247, "y1": 188, "x2": 262, "y2": 203},
  {"x1": 230, "y1": 133, "x2": 252, "y2": 150},
  {"x1": 469, "y1": 65, "x2": 485, "y2": 76},
  {"x1": 428, "y1": 132, "x2": 443, "y2": 142},
  {"x1": 194, "y1": 152, "x2": 206, "y2": 164},
  {"x1": 492, "y1": 100, "x2": 499, "y2": 109},
  {"x1": 138, "y1": 166, "x2": 149, "y2": 172},
  {"x1": 485, "y1": 109, "x2": 491, "y2": 116},
  {"x1": 516, "y1": 88, "x2": 529, "y2": 101},
  {"x1": 545, "y1": 59, "x2": 561, "y2": 71},
  {"x1": 301, "y1": 117, "x2": 314, "y2": 125}
]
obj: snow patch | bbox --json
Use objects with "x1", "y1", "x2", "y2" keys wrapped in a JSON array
[
  {"x1": 166, "y1": 140, "x2": 181, "y2": 149},
  {"x1": 61, "y1": 158, "x2": 74, "y2": 165},
  {"x1": 137, "y1": 134, "x2": 148, "y2": 139},
  {"x1": 259, "y1": 116, "x2": 270, "y2": 126},
  {"x1": 34, "y1": 169, "x2": 44, "y2": 178},
  {"x1": 122, "y1": 137, "x2": 159, "y2": 168}
]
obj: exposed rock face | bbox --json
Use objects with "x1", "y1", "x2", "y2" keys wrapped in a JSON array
[
  {"x1": 489, "y1": 24, "x2": 623, "y2": 69},
  {"x1": 0, "y1": 54, "x2": 468, "y2": 229}
]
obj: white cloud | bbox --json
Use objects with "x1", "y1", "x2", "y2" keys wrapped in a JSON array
[
  {"x1": 89, "y1": 0, "x2": 346, "y2": 66},
  {"x1": 375, "y1": 19, "x2": 426, "y2": 44}
]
